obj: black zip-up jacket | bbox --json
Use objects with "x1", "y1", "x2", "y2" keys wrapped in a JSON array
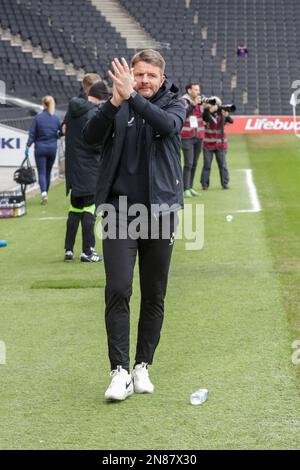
[
  {"x1": 65, "y1": 98, "x2": 101, "y2": 197},
  {"x1": 83, "y1": 79, "x2": 186, "y2": 215}
]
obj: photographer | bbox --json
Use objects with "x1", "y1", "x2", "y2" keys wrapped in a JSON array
[
  {"x1": 200, "y1": 96, "x2": 234, "y2": 190},
  {"x1": 180, "y1": 83, "x2": 204, "y2": 197}
]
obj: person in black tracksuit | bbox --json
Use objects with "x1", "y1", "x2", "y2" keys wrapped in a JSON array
[
  {"x1": 83, "y1": 50, "x2": 186, "y2": 401},
  {"x1": 60, "y1": 73, "x2": 101, "y2": 137},
  {"x1": 64, "y1": 81, "x2": 110, "y2": 262}
]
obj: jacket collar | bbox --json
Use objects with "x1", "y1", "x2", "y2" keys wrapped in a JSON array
[
  {"x1": 181, "y1": 93, "x2": 194, "y2": 104},
  {"x1": 149, "y1": 78, "x2": 179, "y2": 106}
]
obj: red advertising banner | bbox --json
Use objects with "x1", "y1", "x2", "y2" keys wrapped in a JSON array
[{"x1": 226, "y1": 116, "x2": 300, "y2": 134}]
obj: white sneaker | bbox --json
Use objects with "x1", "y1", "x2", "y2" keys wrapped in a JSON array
[
  {"x1": 104, "y1": 366, "x2": 134, "y2": 401},
  {"x1": 41, "y1": 192, "x2": 48, "y2": 205},
  {"x1": 64, "y1": 250, "x2": 74, "y2": 261},
  {"x1": 80, "y1": 251, "x2": 103, "y2": 262},
  {"x1": 132, "y1": 362, "x2": 154, "y2": 394}
]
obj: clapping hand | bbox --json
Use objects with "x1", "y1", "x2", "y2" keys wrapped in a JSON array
[{"x1": 108, "y1": 58, "x2": 136, "y2": 106}]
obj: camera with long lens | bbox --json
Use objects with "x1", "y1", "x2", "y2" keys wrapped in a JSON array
[
  {"x1": 201, "y1": 95, "x2": 236, "y2": 113},
  {"x1": 200, "y1": 95, "x2": 217, "y2": 105},
  {"x1": 220, "y1": 104, "x2": 236, "y2": 113}
]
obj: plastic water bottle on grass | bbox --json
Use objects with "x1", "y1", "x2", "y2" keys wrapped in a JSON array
[{"x1": 190, "y1": 388, "x2": 209, "y2": 405}]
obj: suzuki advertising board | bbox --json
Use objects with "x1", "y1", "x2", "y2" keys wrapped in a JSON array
[{"x1": 0, "y1": 123, "x2": 59, "y2": 170}]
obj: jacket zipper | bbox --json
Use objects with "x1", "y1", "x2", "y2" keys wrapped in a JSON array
[{"x1": 149, "y1": 141, "x2": 157, "y2": 219}]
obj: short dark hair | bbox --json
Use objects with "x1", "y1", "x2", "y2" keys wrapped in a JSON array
[
  {"x1": 131, "y1": 49, "x2": 165, "y2": 74},
  {"x1": 185, "y1": 83, "x2": 200, "y2": 93},
  {"x1": 88, "y1": 81, "x2": 110, "y2": 100}
]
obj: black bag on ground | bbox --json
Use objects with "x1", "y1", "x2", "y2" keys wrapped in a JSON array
[{"x1": 13, "y1": 157, "x2": 36, "y2": 185}]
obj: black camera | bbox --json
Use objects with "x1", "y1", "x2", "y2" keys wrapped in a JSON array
[
  {"x1": 220, "y1": 104, "x2": 236, "y2": 113},
  {"x1": 201, "y1": 96, "x2": 236, "y2": 113},
  {"x1": 200, "y1": 95, "x2": 217, "y2": 105}
]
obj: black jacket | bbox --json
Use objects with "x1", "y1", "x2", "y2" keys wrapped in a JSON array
[
  {"x1": 83, "y1": 79, "x2": 186, "y2": 215},
  {"x1": 65, "y1": 98, "x2": 101, "y2": 197}
]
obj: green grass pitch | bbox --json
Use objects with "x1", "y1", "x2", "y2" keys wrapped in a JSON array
[{"x1": 0, "y1": 133, "x2": 300, "y2": 449}]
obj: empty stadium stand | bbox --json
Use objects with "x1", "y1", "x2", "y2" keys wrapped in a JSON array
[
  {"x1": 0, "y1": 0, "x2": 136, "y2": 107},
  {"x1": 0, "y1": 0, "x2": 299, "y2": 115},
  {"x1": 119, "y1": 0, "x2": 299, "y2": 115},
  {"x1": 0, "y1": 39, "x2": 80, "y2": 108}
]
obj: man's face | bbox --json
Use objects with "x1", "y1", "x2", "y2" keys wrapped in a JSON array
[
  {"x1": 133, "y1": 61, "x2": 165, "y2": 98},
  {"x1": 188, "y1": 85, "x2": 200, "y2": 99}
]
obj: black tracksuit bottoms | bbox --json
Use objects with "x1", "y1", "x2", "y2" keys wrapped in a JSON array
[{"x1": 103, "y1": 215, "x2": 176, "y2": 372}]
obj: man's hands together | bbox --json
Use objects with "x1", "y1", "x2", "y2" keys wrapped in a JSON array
[{"x1": 108, "y1": 58, "x2": 136, "y2": 107}]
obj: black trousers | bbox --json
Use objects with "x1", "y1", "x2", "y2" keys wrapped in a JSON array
[
  {"x1": 103, "y1": 214, "x2": 177, "y2": 371},
  {"x1": 182, "y1": 137, "x2": 203, "y2": 190},
  {"x1": 200, "y1": 148, "x2": 230, "y2": 188},
  {"x1": 64, "y1": 193, "x2": 96, "y2": 254}
]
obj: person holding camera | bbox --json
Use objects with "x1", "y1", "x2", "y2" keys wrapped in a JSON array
[
  {"x1": 180, "y1": 83, "x2": 204, "y2": 198},
  {"x1": 200, "y1": 96, "x2": 234, "y2": 190}
]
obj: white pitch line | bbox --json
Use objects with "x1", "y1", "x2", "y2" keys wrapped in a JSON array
[
  {"x1": 36, "y1": 170, "x2": 261, "y2": 219},
  {"x1": 235, "y1": 169, "x2": 262, "y2": 213}
]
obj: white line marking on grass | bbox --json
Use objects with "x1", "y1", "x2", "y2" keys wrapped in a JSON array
[{"x1": 235, "y1": 169, "x2": 261, "y2": 213}]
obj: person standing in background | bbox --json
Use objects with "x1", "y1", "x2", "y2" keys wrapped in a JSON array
[
  {"x1": 200, "y1": 97, "x2": 233, "y2": 190},
  {"x1": 64, "y1": 81, "x2": 110, "y2": 262},
  {"x1": 237, "y1": 44, "x2": 248, "y2": 57},
  {"x1": 180, "y1": 83, "x2": 204, "y2": 198},
  {"x1": 80, "y1": 73, "x2": 102, "y2": 98},
  {"x1": 25, "y1": 96, "x2": 61, "y2": 205},
  {"x1": 61, "y1": 73, "x2": 101, "y2": 136}
]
